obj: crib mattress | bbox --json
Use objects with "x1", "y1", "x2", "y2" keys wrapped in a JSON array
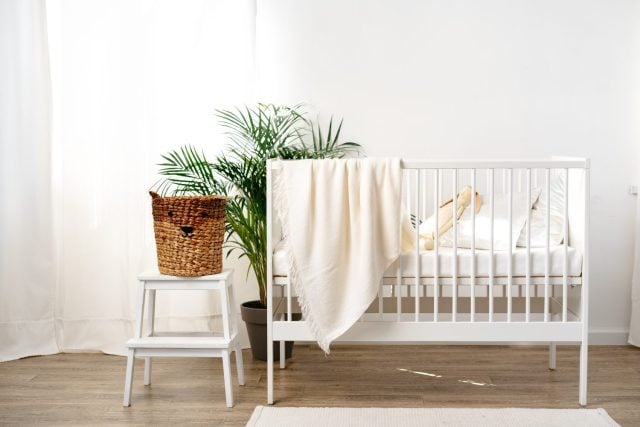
[{"x1": 273, "y1": 243, "x2": 583, "y2": 278}]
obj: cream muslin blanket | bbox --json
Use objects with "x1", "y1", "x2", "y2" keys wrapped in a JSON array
[{"x1": 274, "y1": 159, "x2": 403, "y2": 353}]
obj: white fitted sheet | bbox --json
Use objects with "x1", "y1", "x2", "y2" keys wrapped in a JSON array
[{"x1": 273, "y1": 242, "x2": 582, "y2": 278}]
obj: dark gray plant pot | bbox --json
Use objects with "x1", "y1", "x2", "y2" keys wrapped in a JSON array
[{"x1": 240, "y1": 300, "x2": 301, "y2": 361}]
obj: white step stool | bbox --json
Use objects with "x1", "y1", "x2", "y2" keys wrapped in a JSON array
[{"x1": 122, "y1": 269, "x2": 245, "y2": 408}]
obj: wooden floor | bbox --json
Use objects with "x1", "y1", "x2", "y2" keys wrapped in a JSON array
[{"x1": 1, "y1": 345, "x2": 638, "y2": 426}]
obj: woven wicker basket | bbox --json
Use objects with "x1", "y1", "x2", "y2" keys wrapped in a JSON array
[{"x1": 150, "y1": 192, "x2": 226, "y2": 276}]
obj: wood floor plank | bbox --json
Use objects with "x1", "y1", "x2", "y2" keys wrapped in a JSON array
[{"x1": 0, "y1": 345, "x2": 638, "y2": 425}]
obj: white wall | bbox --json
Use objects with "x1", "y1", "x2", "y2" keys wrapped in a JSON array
[{"x1": 256, "y1": 0, "x2": 640, "y2": 343}]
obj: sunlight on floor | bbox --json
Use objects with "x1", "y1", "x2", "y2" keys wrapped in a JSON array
[
  {"x1": 457, "y1": 379, "x2": 496, "y2": 387},
  {"x1": 396, "y1": 368, "x2": 442, "y2": 378},
  {"x1": 397, "y1": 368, "x2": 496, "y2": 386}
]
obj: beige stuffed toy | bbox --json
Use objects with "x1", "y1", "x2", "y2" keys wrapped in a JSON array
[{"x1": 416, "y1": 186, "x2": 482, "y2": 250}]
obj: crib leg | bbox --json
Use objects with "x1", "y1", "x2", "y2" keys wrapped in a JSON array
[
  {"x1": 279, "y1": 314, "x2": 286, "y2": 369},
  {"x1": 548, "y1": 342, "x2": 556, "y2": 370},
  {"x1": 268, "y1": 347, "x2": 274, "y2": 404},
  {"x1": 267, "y1": 302, "x2": 274, "y2": 404},
  {"x1": 579, "y1": 340, "x2": 588, "y2": 406}
]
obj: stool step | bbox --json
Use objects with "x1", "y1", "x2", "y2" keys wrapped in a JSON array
[
  {"x1": 124, "y1": 269, "x2": 243, "y2": 408},
  {"x1": 127, "y1": 333, "x2": 235, "y2": 349}
]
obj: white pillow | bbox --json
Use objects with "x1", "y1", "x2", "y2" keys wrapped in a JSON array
[
  {"x1": 439, "y1": 189, "x2": 541, "y2": 251},
  {"x1": 516, "y1": 175, "x2": 565, "y2": 247}
]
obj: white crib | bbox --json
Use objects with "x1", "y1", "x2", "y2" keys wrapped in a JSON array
[{"x1": 266, "y1": 158, "x2": 590, "y2": 406}]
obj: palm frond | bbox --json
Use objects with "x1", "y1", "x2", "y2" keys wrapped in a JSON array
[
  {"x1": 155, "y1": 104, "x2": 362, "y2": 305},
  {"x1": 155, "y1": 145, "x2": 223, "y2": 196}
]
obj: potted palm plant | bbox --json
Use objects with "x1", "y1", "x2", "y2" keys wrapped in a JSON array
[{"x1": 157, "y1": 104, "x2": 360, "y2": 360}]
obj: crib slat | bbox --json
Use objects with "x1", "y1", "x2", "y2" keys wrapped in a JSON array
[
  {"x1": 405, "y1": 171, "x2": 411, "y2": 219},
  {"x1": 396, "y1": 259, "x2": 402, "y2": 322},
  {"x1": 415, "y1": 169, "x2": 421, "y2": 322},
  {"x1": 452, "y1": 169, "x2": 458, "y2": 322},
  {"x1": 378, "y1": 278, "x2": 383, "y2": 320},
  {"x1": 422, "y1": 169, "x2": 428, "y2": 224},
  {"x1": 287, "y1": 276, "x2": 292, "y2": 322},
  {"x1": 489, "y1": 169, "x2": 495, "y2": 322},
  {"x1": 507, "y1": 169, "x2": 513, "y2": 323},
  {"x1": 405, "y1": 172, "x2": 411, "y2": 299},
  {"x1": 471, "y1": 169, "x2": 476, "y2": 322},
  {"x1": 526, "y1": 169, "x2": 532, "y2": 322},
  {"x1": 544, "y1": 168, "x2": 551, "y2": 322},
  {"x1": 396, "y1": 171, "x2": 411, "y2": 322},
  {"x1": 563, "y1": 168, "x2": 569, "y2": 322},
  {"x1": 433, "y1": 169, "x2": 440, "y2": 322}
]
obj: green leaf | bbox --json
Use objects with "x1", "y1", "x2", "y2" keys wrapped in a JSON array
[{"x1": 155, "y1": 103, "x2": 362, "y2": 305}]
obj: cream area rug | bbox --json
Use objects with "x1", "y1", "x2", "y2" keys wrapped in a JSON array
[{"x1": 246, "y1": 406, "x2": 619, "y2": 427}]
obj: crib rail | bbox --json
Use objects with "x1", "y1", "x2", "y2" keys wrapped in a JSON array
[{"x1": 266, "y1": 157, "x2": 590, "y2": 406}]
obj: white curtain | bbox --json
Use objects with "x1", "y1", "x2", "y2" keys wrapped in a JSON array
[
  {"x1": 0, "y1": 0, "x2": 257, "y2": 361},
  {"x1": 0, "y1": 0, "x2": 58, "y2": 361}
]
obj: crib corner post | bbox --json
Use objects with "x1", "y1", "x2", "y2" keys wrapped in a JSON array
[
  {"x1": 579, "y1": 165, "x2": 590, "y2": 407},
  {"x1": 266, "y1": 159, "x2": 275, "y2": 405}
]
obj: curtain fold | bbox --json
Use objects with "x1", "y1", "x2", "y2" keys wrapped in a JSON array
[{"x1": 0, "y1": 0, "x2": 58, "y2": 361}]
